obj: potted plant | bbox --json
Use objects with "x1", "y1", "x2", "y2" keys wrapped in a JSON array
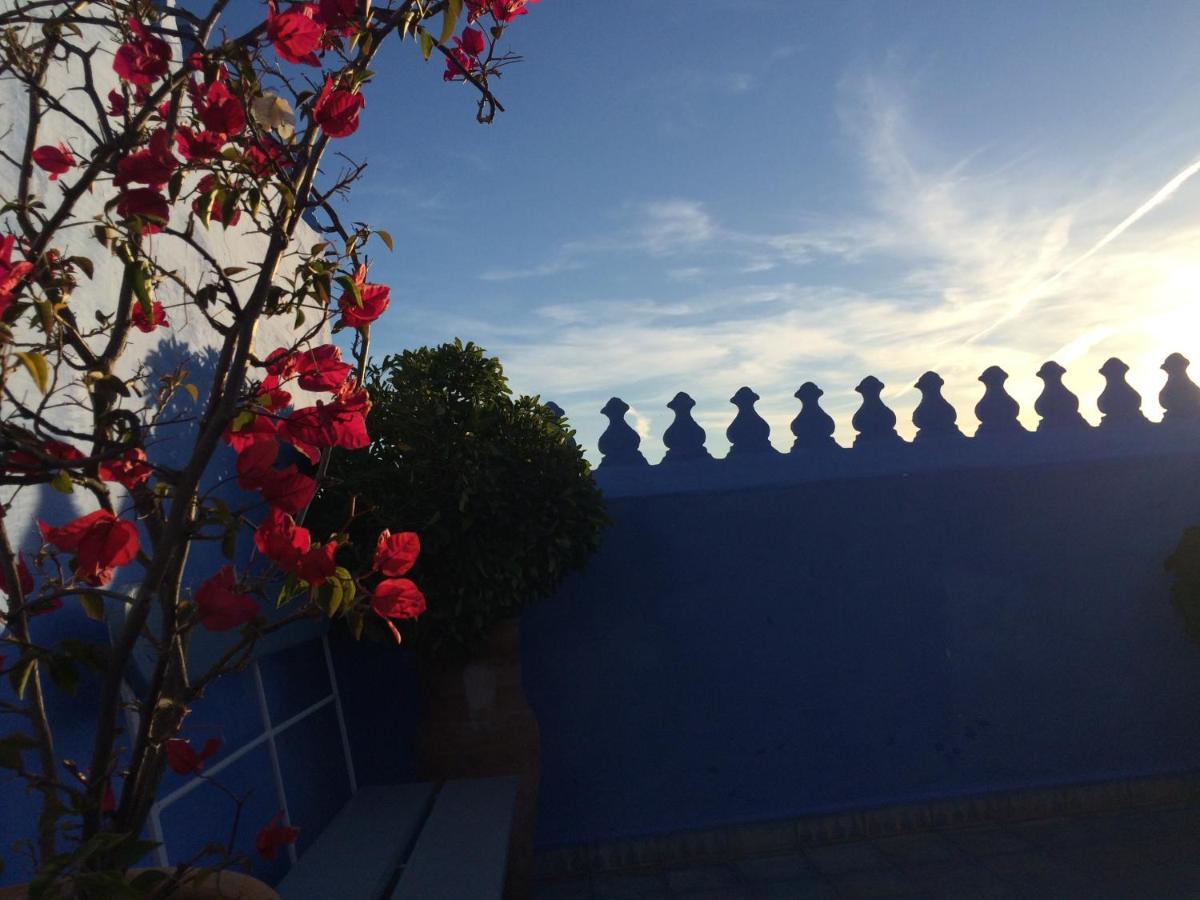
[
  {"x1": 313, "y1": 339, "x2": 608, "y2": 897},
  {"x1": 0, "y1": 1, "x2": 538, "y2": 894}
]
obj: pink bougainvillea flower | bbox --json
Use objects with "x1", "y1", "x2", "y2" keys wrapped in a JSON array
[
  {"x1": 115, "y1": 188, "x2": 170, "y2": 233},
  {"x1": 295, "y1": 540, "x2": 336, "y2": 586},
  {"x1": 131, "y1": 300, "x2": 168, "y2": 333},
  {"x1": 113, "y1": 17, "x2": 172, "y2": 86},
  {"x1": 312, "y1": 76, "x2": 364, "y2": 138},
  {"x1": 175, "y1": 127, "x2": 226, "y2": 163},
  {"x1": 32, "y1": 143, "x2": 75, "y2": 180},
  {"x1": 373, "y1": 530, "x2": 419, "y2": 578},
  {"x1": 254, "y1": 508, "x2": 311, "y2": 571},
  {"x1": 191, "y1": 75, "x2": 245, "y2": 137},
  {"x1": 0, "y1": 554, "x2": 34, "y2": 598},
  {"x1": 114, "y1": 129, "x2": 178, "y2": 189},
  {"x1": 195, "y1": 566, "x2": 257, "y2": 632},
  {"x1": 191, "y1": 174, "x2": 242, "y2": 228},
  {"x1": 443, "y1": 45, "x2": 476, "y2": 82},
  {"x1": 256, "y1": 812, "x2": 299, "y2": 860},
  {"x1": 293, "y1": 344, "x2": 352, "y2": 392},
  {"x1": 165, "y1": 737, "x2": 221, "y2": 775},
  {"x1": 0, "y1": 233, "x2": 33, "y2": 318},
  {"x1": 258, "y1": 465, "x2": 317, "y2": 515},
  {"x1": 6, "y1": 439, "x2": 85, "y2": 474},
  {"x1": 235, "y1": 438, "x2": 280, "y2": 489},
  {"x1": 459, "y1": 26, "x2": 486, "y2": 57},
  {"x1": 224, "y1": 413, "x2": 279, "y2": 454},
  {"x1": 39, "y1": 509, "x2": 140, "y2": 586},
  {"x1": 267, "y1": 1, "x2": 324, "y2": 66},
  {"x1": 337, "y1": 265, "x2": 390, "y2": 329},
  {"x1": 99, "y1": 447, "x2": 152, "y2": 490},
  {"x1": 467, "y1": 0, "x2": 540, "y2": 23},
  {"x1": 256, "y1": 376, "x2": 292, "y2": 413},
  {"x1": 107, "y1": 90, "x2": 127, "y2": 117},
  {"x1": 243, "y1": 139, "x2": 291, "y2": 178},
  {"x1": 264, "y1": 347, "x2": 301, "y2": 379},
  {"x1": 371, "y1": 577, "x2": 426, "y2": 622},
  {"x1": 283, "y1": 384, "x2": 370, "y2": 452}
]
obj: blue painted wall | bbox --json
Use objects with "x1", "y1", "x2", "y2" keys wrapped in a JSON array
[{"x1": 522, "y1": 448, "x2": 1200, "y2": 849}]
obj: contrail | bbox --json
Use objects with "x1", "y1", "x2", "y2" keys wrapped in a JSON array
[{"x1": 968, "y1": 155, "x2": 1200, "y2": 342}]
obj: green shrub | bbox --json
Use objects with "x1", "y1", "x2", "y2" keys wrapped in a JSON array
[{"x1": 317, "y1": 339, "x2": 608, "y2": 658}]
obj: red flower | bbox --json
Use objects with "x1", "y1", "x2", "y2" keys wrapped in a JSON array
[
  {"x1": 194, "y1": 566, "x2": 257, "y2": 631},
  {"x1": 295, "y1": 540, "x2": 336, "y2": 586},
  {"x1": 0, "y1": 233, "x2": 33, "y2": 318},
  {"x1": 459, "y1": 27, "x2": 486, "y2": 57},
  {"x1": 175, "y1": 128, "x2": 226, "y2": 162},
  {"x1": 192, "y1": 76, "x2": 245, "y2": 136},
  {"x1": 256, "y1": 812, "x2": 299, "y2": 860},
  {"x1": 467, "y1": 0, "x2": 540, "y2": 23},
  {"x1": 337, "y1": 265, "x2": 389, "y2": 329},
  {"x1": 373, "y1": 530, "x2": 419, "y2": 577},
  {"x1": 258, "y1": 465, "x2": 317, "y2": 514},
  {"x1": 293, "y1": 344, "x2": 352, "y2": 392},
  {"x1": 39, "y1": 509, "x2": 140, "y2": 586},
  {"x1": 99, "y1": 448, "x2": 152, "y2": 490},
  {"x1": 267, "y1": 2, "x2": 324, "y2": 66},
  {"x1": 371, "y1": 578, "x2": 426, "y2": 621},
  {"x1": 113, "y1": 17, "x2": 172, "y2": 86},
  {"x1": 255, "y1": 508, "x2": 311, "y2": 571},
  {"x1": 116, "y1": 188, "x2": 170, "y2": 233},
  {"x1": 6, "y1": 439, "x2": 85, "y2": 474},
  {"x1": 283, "y1": 384, "x2": 370, "y2": 453},
  {"x1": 131, "y1": 300, "x2": 168, "y2": 333},
  {"x1": 224, "y1": 413, "x2": 279, "y2": 454},
  {"x1": 317, "y1": 0, "x2": 357, "y2": 34},
  {"x1": 312, "y1": 76, "x2": 364, "y2": 138},
  {"x1": 32, "y1": 143, "x2": 75, "y2": 180},
  {"x1": 107, "y1": 90, "x2": 127, "y2": 117},
  {"x1": 191, "y1": 174, "x2": 242, "y2": 228},
  {"x1": 0, "y1": 554, "x2": 34, "y2": 598},
  {"x1": 235, "y1": 438, "x2": 280, "y2": 489},
  {"x1": 114, "y1": 129, "x2": 178, "y2": 189},
  {"x1": 165, "y1": 737, "x2": 221, "y2": 775},
  {"x1": 265, "y1": 347, "x2": 301, "y2": 379},
  {"x1": 443, "y1": 45, "x2": 477, "y2": 82},
  {"x1": 256, "y1": 376, "x2": 292, "y2": 413}
]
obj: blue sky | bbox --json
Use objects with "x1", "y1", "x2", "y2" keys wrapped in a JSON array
[{"x1": 328, "y1": 0, "x2": 1200, "y2": 460}]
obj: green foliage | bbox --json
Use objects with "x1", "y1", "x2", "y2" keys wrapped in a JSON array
[
  {"x1": 317, "y1": 339, "x2": 608, "y2": 658},
  {"x1": 1167, "y1": 526, "x2": 1200, "y2": 646}
]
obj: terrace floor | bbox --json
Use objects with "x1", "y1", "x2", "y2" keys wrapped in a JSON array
[{"x1": 534, "y1": 803, "x2": 1200, "y2": 899}]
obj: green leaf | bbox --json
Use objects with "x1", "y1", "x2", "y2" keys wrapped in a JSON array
[
  {"x1": 221, "y1": 528, "x2": 236, "y2": 560},
  {"x1": 70, "y1": 256, "x2": 95, "y2": 279},
  {"x1": 419, "y1": 27, "x2": 435, "y2": 61},
  {"x1": 47, "y1": 656, "x2": 79, "y2": 695},
  {"x1": 183, "y1": 383, "x2": 200, "y2": 403},
  {"x1": 440, "y1": 0, "x2": 463, "y2": 44},
  {"x1": 79, "y1": 594, "x2": 105, "y2": 621},
  {"x1": 129, "y1": 263, "x2": 153, "y2": 316},
  {"x1": 377, "y1": 229, "x2": 394, "y2": 252},
  {"x1": 14, "y1": 351, "x2": 50, "y2": 394},
  {"x1": 49, "y1": 470, "x2": 73, "y2": 494},
  {"x1": 9, "y1": 656, "x2": 36, "y2": 701}
]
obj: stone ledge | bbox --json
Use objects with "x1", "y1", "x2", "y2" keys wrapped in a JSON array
[{"x1": 534, "y1": 771, "x2": 1200, "y2": 881}]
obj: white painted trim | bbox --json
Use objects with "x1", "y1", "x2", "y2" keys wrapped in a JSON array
[
  {"x1": 253, "y1": 660, "x2": 297, "y2": 866},
  {"x1": 322, "y1": 634, "x2": 358, "y2": 795}
]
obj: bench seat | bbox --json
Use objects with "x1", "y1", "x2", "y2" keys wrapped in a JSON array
[{"x1": 277, "y1": 777, "x2": 517, "y2": 900}]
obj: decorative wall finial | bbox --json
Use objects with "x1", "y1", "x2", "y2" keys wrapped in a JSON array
[
  {"x1": 975, "y1": 366, "x2": 1025, "y2": 437},
  {"x1": 1034, "y1": 361, "x2": 1088, "y2": 431},
  {"x1": 662, "y1": 392, "x2": 711, "y2": 462},
  {"x1": 852, "y1": 376, "x2": 904, "y2": 447},
  {"x1": 726, "y1": 386, "x2": 775, "y2": 456},
  {"x1": 598, "y1": 397, "x2": 648, "y2": 467},
  {"x1": 1160, "y1": 353, "x2": 1200, "y2": 423},
  {"x1": 1097, "y1": 357, "x2": 1147, "y2": 427},
  {"x1": 913, "y1": 371, "x2": 963, "y2": 442},
  {"x1": 790, "y1": 382, "x2": 837, "y2": 451}
]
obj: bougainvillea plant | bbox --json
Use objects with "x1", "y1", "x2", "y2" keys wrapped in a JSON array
[{"x1": 0, "y1": 0, "x2": 536, "y2": 892}]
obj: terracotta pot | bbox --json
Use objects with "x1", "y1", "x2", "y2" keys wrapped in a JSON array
[
  {"x1": 418, "y1": 618, "x2": 541, "y2": 900},
  {"x1": 0, "y1": 869, "x2": 278, "y2": 899}
]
